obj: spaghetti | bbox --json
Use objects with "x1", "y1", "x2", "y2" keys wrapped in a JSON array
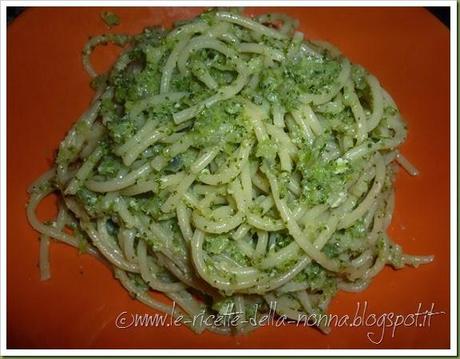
[{"x1": 27, "y1": 9, "x2": 433, "y2": 334}]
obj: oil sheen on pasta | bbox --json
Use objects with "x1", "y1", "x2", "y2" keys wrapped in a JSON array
[{"x1": 27, "y1": 9, "x2": 433, "y2": 335}]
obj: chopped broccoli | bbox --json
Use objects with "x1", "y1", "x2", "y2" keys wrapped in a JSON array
[
  {"x1": 191, "y1": 99, "x2": 248, "y2": 148},
  {"x1": 110, "y1": 47, "x2": 165, "y2": 105},
  {"x1": 297, "y1": 135, "x2": 352, "y2": 206},
  {"x1": 294, "y1": 262, "x2": 337, "y2": 296},
  {"x1": 134, "y1": 191, "x2": 169, "y2": 220},
  {"x1": 255, "y1": 138, "x2": 277, "y2": 161},
  {"x1": 320, "y1": 107, "x2": 356, "y2": 137},
  {"x1": 204, "y1": 235, "x2": 230, "y2": 255},
  {"x1": 270, "y1": 231, "x2": 293, "y2": 252},
  {"x1": 97, "y1": 155, "x2": 125, "y2": 177},
  {"x1": 322, "y1": 221, "x2": 368, "y2": 262},
  {"x1": 107, "y1": 117, "x2": 136, "y2": 144},
  {"x1": 256, "y1": 54, "x2": 341, "y2": 110},
  {"x1": 100, "y1": 11, "x2": 120, "y2": 27},
  {"x1": 203, "y1": 234, "x2": 249, "y2": 267}
]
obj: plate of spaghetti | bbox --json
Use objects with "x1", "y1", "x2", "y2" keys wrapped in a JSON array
[{"x1": 7, "y1": 6, "x2": 450, "y2": 349}]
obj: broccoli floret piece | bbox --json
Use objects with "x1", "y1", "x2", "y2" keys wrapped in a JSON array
[
  {"x1": 111, "y1": 46, "x2": 165, "y2": 105},
  {"x1": 191, "y1": 99, "x2": 248, "y2": 148},
  {"x1": 130, "y1": 62, "x2": 162, "y2": 100},
  {"x1": 97, "y1": 155, "x2": 125, "y2": 177},
  {"x1": 271, "y1": 232, "x2": 293, "y2": 252},
  {"x1": 300, "y1": 161, "x2": 346, "y2": 205},
  {"x1": 296, "y1": 134, "x2": 352, "y2": 206},
  {"x1": 100, "y1": 11, "x2": 120, "y2": 27},
  {"x1": 203, "y1": 234, "x2": 249, "y2": 267},
  {"x1": 255, "y1": 139, "x2": 277, "y2": 161},
  {"x1": 286, "y1": 55, "x2": 341, "y2": 94},
  {"x1": 203, "y1": 235, "x2": 229, "y2": 255},
  {"x1": 139, "y1": 195, "x2": 164, "y2": 219},
  {"x1": 257, "y1": 54, "x2": 342, "y2": 111},
  {"x1": 321, "y1": 107, "x2": 356, "y2": 137},
  {"x1": 294, "y1": 262, "x2": 337, "y2": 296},
  {"x1": 107, "y1": 117, "x2": 136, "y2": 144},
  {"x1": 322, "y1": 221, "x2": 368, "y2": 262}
]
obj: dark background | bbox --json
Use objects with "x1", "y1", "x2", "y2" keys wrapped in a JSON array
[
  {"x1": 426, "y1": 6, "x2": 450, "y2": 28},
  {"x1": 7, "y1": 6, "x2": 451, "y2": 29}
]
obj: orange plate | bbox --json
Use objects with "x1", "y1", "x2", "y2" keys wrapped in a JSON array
[{"x1": 7, "y1": 7, "x2": 450, "y2": 349}]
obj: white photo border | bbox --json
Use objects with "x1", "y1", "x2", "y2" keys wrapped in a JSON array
[{"x1": 0, "y1": 1, "x2": 457, "y2": 356}]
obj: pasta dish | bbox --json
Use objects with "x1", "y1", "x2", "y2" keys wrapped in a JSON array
[{"x1": 27, "y1": 9, "x2": 433, "y2": 334}]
